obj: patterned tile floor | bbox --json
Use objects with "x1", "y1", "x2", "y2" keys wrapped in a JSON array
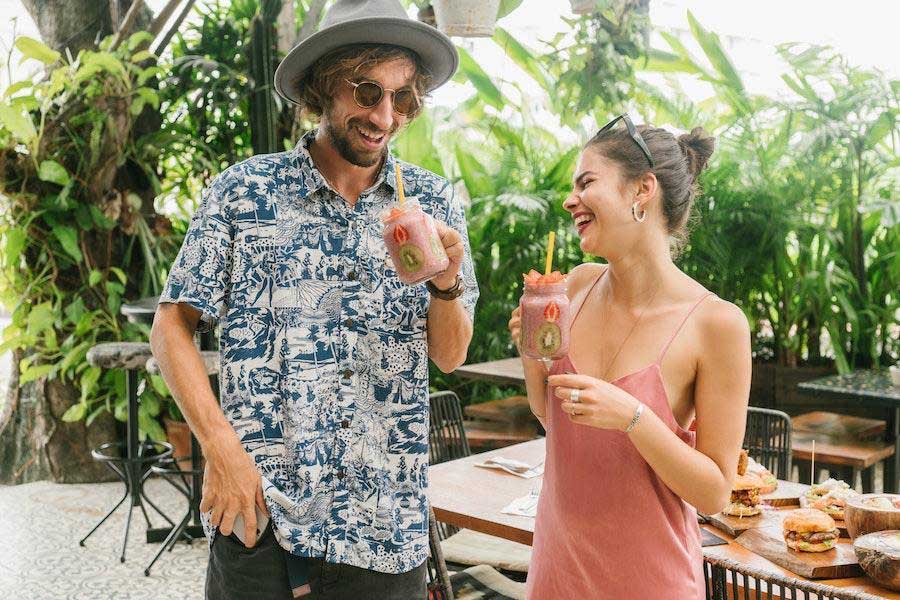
[{"x1": 0, "y1": 478, "x2": 208, "y2": 599}]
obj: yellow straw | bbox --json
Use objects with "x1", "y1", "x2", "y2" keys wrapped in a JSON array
[
  {"x1": 544, "y1": 232, "x2": 556, "y2": 276},
  {"x1": 395, "y1": 163, "x2": 405, "y2": 206}
]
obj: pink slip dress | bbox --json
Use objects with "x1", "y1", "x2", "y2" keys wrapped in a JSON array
[{"x1": 526, "y1": 271, "x2": 713, "y2": 599}]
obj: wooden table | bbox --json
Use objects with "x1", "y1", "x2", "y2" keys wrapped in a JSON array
[
  {"x1": 428, "y1": 438, "x2": 900, "y2": 598},
  {"x1": 799, "y1": 370, "x2": 900, "y2": 492},
  {"x1": 453, "y1": 357, "x2": 525, "y2": 387}
]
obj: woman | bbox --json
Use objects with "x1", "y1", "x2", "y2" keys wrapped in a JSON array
[{"x1": 508, "y1": 116, "x2": 751, "y2": 599}]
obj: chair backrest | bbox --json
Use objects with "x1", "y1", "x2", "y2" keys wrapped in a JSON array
[
  {"x1": 704, "y1": 555, "x2": 880, "y2": 600},
  {"x1": 429, "y1": 391, "x2": 471, "y2": 465},
  {"x1": 427, "y1": 506, "x2": 455, "y2": 600},
  {"x1": 743, "y1": 407, "x2": 792, "y2": 480}
]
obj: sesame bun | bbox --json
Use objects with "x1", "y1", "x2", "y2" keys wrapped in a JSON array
[
  {"x1": 783, "y1": 509, "x2": 836, "y2": 533},
  {"x1": 733, "y1": 472, "x2": 763, "y2": 491}
]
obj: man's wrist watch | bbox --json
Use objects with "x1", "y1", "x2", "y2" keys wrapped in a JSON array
[{"x1": 426, "y1": 275, "x2": 463, "y2": 300}]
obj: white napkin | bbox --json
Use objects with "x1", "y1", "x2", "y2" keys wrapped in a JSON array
[
  {"x1": 501, "y1": 484, "x2": 541, "y2": 517},
  {"x1": 473, "y1": 456, "x2": 544, "y2": 479}
]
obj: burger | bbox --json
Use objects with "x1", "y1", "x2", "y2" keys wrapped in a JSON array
[
  {"x1": 812, "y1": 487, "x2": 857, "y2": 520},
  {"x1": 746, "y1": 456, "x2": 778, "y2": 495},
  {"x1": 804, "y1": 478, "x2": 852, "y2": 504},
  {"x1": 783, "y1": 508, "x2": 839, "y2": 552},
  {"x1": 723, "y1": 473, "x2": 763, "y2": 517}
]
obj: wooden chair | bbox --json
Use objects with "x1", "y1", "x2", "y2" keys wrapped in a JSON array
[
  {"x1": 428, "y1": 392, "x2": 533, "y2": 578},
  {"x1": 743, "y1": 407, "x2": 792, "y2": 480},
  {"x1": 704, "y1": 554, "x2": 882, "y2": 599},
  {"x1": 427, "y1": 507, "x2": 526, "y2": 600}
]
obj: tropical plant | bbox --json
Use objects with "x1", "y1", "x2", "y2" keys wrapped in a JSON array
[{"x1": 0, "y1": 32, "x2": 180, "y2": 442}]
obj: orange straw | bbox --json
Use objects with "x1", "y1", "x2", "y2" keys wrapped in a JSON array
[
  {"x1": 395, "y1": 163, "x2": 406, "y2": 206},
  {"x1": 544, "y1": 232, "x2": 556, "y2": 276}
]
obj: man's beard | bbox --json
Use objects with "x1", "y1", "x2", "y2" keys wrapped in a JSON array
[{"x1": 324, "y1": 117, "x2": 393, "y2": 168}]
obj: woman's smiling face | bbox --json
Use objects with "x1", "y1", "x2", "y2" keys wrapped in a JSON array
[{"x1": 563, "y1": 147, "x2": 637, "y2": 257}]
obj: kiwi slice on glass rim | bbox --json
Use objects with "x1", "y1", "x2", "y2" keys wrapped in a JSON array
[
  {"x1": 534, "y1": 322, "x2": 562, "y2": 356},
  {"x1": 398, "y1": 244, "x2": 425, "y2": 273}
]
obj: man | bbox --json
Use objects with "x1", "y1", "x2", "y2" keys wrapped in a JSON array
[{"x1": 149, "y1": 1, "x2": 477, "y2": 598}]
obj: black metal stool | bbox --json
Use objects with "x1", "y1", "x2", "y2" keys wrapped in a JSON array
[
  {"x1": 79, "y1": 342, "x2": 175, "y2": 562},
  {"x1": 143, "y1": 351, "x2": 220, "y2": 576}
]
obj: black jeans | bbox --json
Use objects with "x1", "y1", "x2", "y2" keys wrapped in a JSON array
[{"x1": 205, "y1": 525, "x2": 427, "y2": 600}]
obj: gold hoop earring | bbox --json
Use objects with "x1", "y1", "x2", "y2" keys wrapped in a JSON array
[{"x1": 632, "y1": 201, "x2": 646, "y2": 223}]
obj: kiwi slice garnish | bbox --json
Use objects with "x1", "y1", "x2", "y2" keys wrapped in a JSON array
[
  {"x1": 534, "y1": 322, "x2": 562, "y2": 356},
  {"x1": 398, "y1": 244, "x2": 425, "y2": 273}
]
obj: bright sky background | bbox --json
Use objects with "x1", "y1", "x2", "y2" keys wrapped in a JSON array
[{"x1": 2, "y1": 0, "x2": 898, "y2": 109}]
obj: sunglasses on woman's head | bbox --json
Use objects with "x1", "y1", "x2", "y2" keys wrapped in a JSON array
[
  {"x1": 596, "y1": 114, "x2": 655, "y2": 168},
  {"x1": 345, "y1": 79, "x2": 420, "y2": 117}
]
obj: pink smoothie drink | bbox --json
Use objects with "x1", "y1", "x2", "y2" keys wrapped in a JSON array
[
  {"x1": 381, "y1": 201, "x2": 449, "y2": 285},
  {"x1": 519, "y1": 271, "x2": 570, "y2": 360}
]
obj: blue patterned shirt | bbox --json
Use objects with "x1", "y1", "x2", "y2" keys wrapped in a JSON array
[{"x1": 159, "y1": 132, "x2": 478, "y2": 573}]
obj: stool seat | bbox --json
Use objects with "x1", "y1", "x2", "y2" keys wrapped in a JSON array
[
  {"x1": 91, "y1": 440, "x2": 173, "y2": 465},
  {"x1": 146, "y1": 352, "x2": 219, "y2": 376},
  {"x1": 87, "y1": 342, "x2": 153, "y2": 370}
]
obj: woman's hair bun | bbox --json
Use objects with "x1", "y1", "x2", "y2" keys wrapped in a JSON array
[{"x1": 677, "y1": 127, "x2": 715, "y2": 181}]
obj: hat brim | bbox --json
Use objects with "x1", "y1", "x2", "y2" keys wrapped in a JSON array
[{"x1": 274, "y1": 18, "x2": 459, "y2": 105}]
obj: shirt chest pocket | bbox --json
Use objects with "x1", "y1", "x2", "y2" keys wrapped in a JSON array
[{"x1": 380, "y1": 281, "x2": 429, "y2": 333}]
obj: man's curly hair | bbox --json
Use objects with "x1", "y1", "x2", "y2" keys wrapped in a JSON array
[{"x1": 293, "y1": 44, "x2": 431, "y2": 120}]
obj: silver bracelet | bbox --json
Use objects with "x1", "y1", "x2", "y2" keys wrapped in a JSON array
[{"x1": 624, "y1": 402, "x2": 644, "y2": 433}]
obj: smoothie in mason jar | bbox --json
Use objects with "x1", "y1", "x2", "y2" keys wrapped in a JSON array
[
  {"x1": 381, "y1": 201, "x2": 449, "y2": 285},
  {"x1": 519, "y1": 270, "x2": 570, "y2": 360}
]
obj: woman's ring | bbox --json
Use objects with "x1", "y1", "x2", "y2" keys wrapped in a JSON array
[{"x1": 569, "y1": 388, "x2": 581, "y2": 404}]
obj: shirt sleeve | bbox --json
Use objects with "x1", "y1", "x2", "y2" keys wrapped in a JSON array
[
  {"x1": 440, "y1": 180, "x2": 479, "y2": 323},
  {"x1": 159, "y1": 172, "x2": 236, "y2": 332}
]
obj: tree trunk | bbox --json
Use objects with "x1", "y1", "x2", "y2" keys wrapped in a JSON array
[
  {"x1": 20, "y1": 0, "x2": 153, "y2": 56},
  {"x1": 1, "y1": 0, "x2": 157, "y2": 484},
  {"x1": 0, "y1": 351, "x2": 118, "y2": 483}
]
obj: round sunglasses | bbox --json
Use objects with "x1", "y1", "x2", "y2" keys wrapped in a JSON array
[{"x1": 345, "y1": 79, "x2": 420, "y2": 117}]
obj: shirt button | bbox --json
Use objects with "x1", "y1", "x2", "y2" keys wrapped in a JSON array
[
  {"x1": 341, "y1": 420, "x2": 350, "y2": 429},
  {"x1": 343, "y1": 369, "x2": 353, "y2": 379},
  {"x1": 347, "y1": 271, "x2": 357, "y2": 281},
  {"x1": 336, "y1": 468, "x2": 346, "y2": 480},
  {"x1": 343, "y1": 318, "x2": 353, "y2": 328}
]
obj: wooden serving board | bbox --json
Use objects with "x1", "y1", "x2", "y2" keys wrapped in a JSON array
[
  {"x1": 761, "y1": 481, "x2": 811, "y2": 507},
  {"x1": 735, "y1": 526, "x2": 863, "y2": 580},
  {"x1": 705, "y1": 508, "x2": 786, "y2": 537}
]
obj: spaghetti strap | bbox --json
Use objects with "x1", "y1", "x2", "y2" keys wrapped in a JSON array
[
  {"x1": 571, "y1": 267, "x2": 607, "y2": 328},
  {"x1": 655, "y1": 292, "x2": 715, "y2": 365}
]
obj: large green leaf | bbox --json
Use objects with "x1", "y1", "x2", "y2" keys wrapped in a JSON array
[
  {"x1": 456, "y1": 47, "x2": 506, "y2": 111},
  {"x1": 493, "y1": 27, "x2": 550, "y2": 91},
  {"x1": 38, "y1": 160, "x2": 71, "y2": 186},
  {"x1": 641, "y1": 48, "x2": 704, "y2": 75},
  {"x1": 686, "y1": 12, "x2": 744, "y2": 94},
  {"x1": 52, "y1": 225, "x2": 83, "y2": 263},
  {"x1": 498, "y1": 0, "x2": 524, "y2": 18},
  {"x1": 0, "y1": 104, "x2": 37, "y2": 142},
  {"x1": 15, "y1": 36, "x2": 60, "y2": 65}
]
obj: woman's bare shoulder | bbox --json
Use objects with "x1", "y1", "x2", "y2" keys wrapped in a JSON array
[
  {"x1": 694, "y1": 296, "x2": 751, "y2": 356},
  {"x1": 567, "y1": 262, "x2": 607, "y2": 296}
]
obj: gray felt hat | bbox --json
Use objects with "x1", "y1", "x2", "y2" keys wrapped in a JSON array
[{"x1": 274, "y1": 0, "x2": 459, "y2": 105}]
